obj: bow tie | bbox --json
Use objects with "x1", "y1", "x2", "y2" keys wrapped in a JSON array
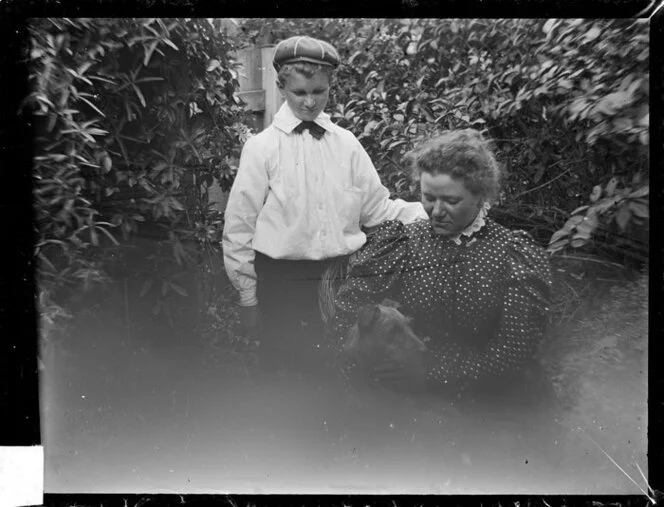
[{"x1": 293, "y1": 121, "x2": 326, "y2": 140}]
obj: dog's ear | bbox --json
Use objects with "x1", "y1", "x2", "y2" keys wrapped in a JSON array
[
  {"x1": 357, "y1": 304, "x2": 380, "y2": 331},
  {"x1": 381, "y1": 298, "x2": 401, "y2": 309},
  {"x1": 414, "y1": 336, "x2": 428, "y2": 352}
]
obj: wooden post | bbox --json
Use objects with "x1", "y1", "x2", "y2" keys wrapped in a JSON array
[
  {"x1": 260, "y1": 45, "x2": 283, "y2": 130},
  {"x1": 236, "y1": 46, "x2": 266, "y2": 114},
  {"x1": 210, "y1": 23, "x2": 284, "y2": 213}
]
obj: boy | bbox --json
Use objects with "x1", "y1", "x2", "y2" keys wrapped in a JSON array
[{"x1": 222, "y1": 35, "x2": 427, "y2": 371}]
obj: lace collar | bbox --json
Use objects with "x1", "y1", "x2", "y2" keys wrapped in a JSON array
[{"x1": 448, "y1": 201, "x2": 491, "y2": 245}]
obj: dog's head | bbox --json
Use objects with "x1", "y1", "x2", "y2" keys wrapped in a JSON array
[{"x1": 344, "y1": 300, "x2": 427, "y2": 365}]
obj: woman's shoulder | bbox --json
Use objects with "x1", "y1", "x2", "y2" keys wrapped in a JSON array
[
  {"x1": 483, "y1": 219, "x2": 551, "y2": 285},
  {"x1": 350, "y1": 219, "x2": 430, "y2": 265},
  {"x1": 403, "y1": 218, "x2": 434, "y2": 238},
  {"x1": 482, "y1": 218, "x2": 544, "y2": 250},
  {"x1": 364, "y1": 217, "x2": 431, "y2": 241}
]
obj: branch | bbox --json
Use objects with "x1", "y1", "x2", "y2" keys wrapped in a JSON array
[{"x1": 512, "y1": 167, "x2": 573, "y2": 200}]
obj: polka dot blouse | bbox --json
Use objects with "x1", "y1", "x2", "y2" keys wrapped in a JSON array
[{"x1": 332, "y1": 217, "x2": 553, "y2": 390}]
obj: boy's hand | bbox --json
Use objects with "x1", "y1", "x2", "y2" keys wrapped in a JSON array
[{"x1": 239, "y1": 304, "x2": 261, "y2": 337}]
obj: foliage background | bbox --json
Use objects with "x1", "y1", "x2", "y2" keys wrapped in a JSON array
[
  {"x1": 241, "y1": 18, "x2": 649, "y2": 265},
  {"x1": 28, "y1": 18, "x2": 649, "y2": 338},
  {"x1": 28, "y1": 18, "x2": 251, "y2": 318}
]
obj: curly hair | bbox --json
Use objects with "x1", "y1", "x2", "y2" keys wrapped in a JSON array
[
  {"x1": 405, "y1": 129, "x2": 503, "y2": 203},
  {"x1": 277, "y1": 62, "x2": 335, "y2": 87}
]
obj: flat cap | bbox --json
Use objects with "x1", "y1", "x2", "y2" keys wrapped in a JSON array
[{"x1": 273, "y1": 36, "x2": 340, "y2": 71}]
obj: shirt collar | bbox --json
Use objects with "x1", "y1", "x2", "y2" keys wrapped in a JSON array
[{"x1": 273, "y1": 102, "x2": 334, "y2": 134}]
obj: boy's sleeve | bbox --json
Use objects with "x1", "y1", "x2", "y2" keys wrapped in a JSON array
[
  {"x1": 352, "y1": 142, "x2": 428, "y2": 227},
  {"x1": 222, "y1": 137, "x2": 269, "y2": 307}
]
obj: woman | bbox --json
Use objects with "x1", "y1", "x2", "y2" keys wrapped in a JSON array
[{"x1": 331, "y1": 129, "x2": 553, "y2": 400}]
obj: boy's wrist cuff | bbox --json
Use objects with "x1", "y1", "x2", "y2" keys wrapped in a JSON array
[{"x1": 238, "y1": 291, "x2": 258, "y2": 307}]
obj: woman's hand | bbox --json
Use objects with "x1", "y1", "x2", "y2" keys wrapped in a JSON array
[{"x1": 239, "y1": 304, "x2": 262, "y2": 338}]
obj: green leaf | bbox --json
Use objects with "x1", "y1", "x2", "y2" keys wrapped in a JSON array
[
  {"x1": 162, "y1": 38, "x2": 179, "y2": 51},
  {"x1": 140, "y1": 279, "x2": 154, "y2": 298},
  {"x1": 78, "y1": 60, "x2": 93, "y2": 76},
  {"x1": 584, "y1": 26, "x2": 601, "y2": 42},
  {"x1": 574, "y1": 213, "x2": 598, "y2": 238},
  {"x1": 168, "y1": 282, "x2": 188, "y2": 297},
  {"x1": 557, "y1": 79, "x2": 573, "y2": 90},
  {"x1": 590, "y1": 185, "x2": 602, "y2": 203},
  {"x1": 562, "y1": 214, "x2": 584, "y2": 232},
  {"x1": 570, "y1": 205, "x2": 589, "y2": 216},
  {"x1": 96, "y1": 225, "x2": 119, "y2": 245},
  {"x1": 170, "y1": 198, "x2": 184, "y2": 211},
  {"x1": 134, "y1": 77, "x2": 164, "y2": 84},
  {"x1": 38, "y1": 252, "x2": 57, "y2": 272},
  {"x1": 102, "y1": 156, "x2": 112, "y2": 173},
  {"x1": 89, "y1": 75, "x2": 116, "y2": 85},
  {"x1": 614, "y1": 205, "x2": 631, "y2": 231},
  {"x1": 87, "y1": 128, "x2": 109, "y2": 136},
  {"x1": 596, "y1": 92, "x2": 631, "y2": 116},
  {"x1": 78, "y1": 96, "x2": 105, "y2": 117},
  {"x1": 35, "y1": 94, "x2": 56, "y2": 109},
  {"x1": 628, "y1": 185, "x2": 649, "y2": 199},
  {"x1": 570, "y1": 237, "x2": 588, "y2": 249},
  {"x1": 594, "y1": 195, "x2": 622, "y2": 214},
  {"x1": 207, "y1": 59, "x2": 221, "y2": 72},
  {"x1": 628, "y1": 199, "x2": 648, "y2": 219},
  {"x1": 605, "y1": 177, "x2": 618, "y2": 197},
  {"x1": 132, "y1": 84, "x2": 146, "y2": 108},
  {"x1": 542, "y1": 19, "x2": 557, "y2": 34},
  {"x1": 143, "y1": 40, "x2": 159, "y2": 67},
  {"x1": 548, "y1": 229, "x2": 569, "y2": 245},
  {"x1": 546, "y1": 238, "x2": 569, "y2": 254}
]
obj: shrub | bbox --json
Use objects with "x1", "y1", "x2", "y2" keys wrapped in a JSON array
[
  {"x1": 238, "y1": 18, "x2": 649, "y2": 265},
  {"x1": 26, "y1": 18, "x2": 252, "y2": 300}
]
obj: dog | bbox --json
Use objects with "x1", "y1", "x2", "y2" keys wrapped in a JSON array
[{"x1": 343, "y1": 299, "x2": 428, "y2": 374}]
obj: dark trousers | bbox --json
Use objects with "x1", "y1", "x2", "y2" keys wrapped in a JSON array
[{"x1": 254, "y1": 251, "x2": 338, "y2": 370}]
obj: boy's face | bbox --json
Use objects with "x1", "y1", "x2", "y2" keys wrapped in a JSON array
[{"x1": 278, "y1": 70, "x2": 330, "y2": 122}]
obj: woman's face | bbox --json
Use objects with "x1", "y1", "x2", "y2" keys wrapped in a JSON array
[
  {"x1": 420, "y1": 172, "x2": 483, "y2": 236},
  {"x1": 278, "y1": 70, "x2": 330, "y2": 122}
]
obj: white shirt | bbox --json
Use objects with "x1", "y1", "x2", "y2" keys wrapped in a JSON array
[{"x1": 222, "y1": 103, "x2": 428, "y2": 306}]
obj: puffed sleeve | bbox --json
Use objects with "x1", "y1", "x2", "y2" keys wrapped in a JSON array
[
  {"x1": 425, "y1": 231, "x2": 553, "y2": 390},
  {"x1": 331, "y1": 220, "x2": 411, "y2": 338}
]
